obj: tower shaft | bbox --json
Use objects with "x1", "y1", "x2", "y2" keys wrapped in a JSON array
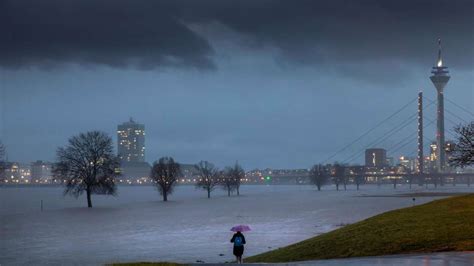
[{"x1": 436, "y1": 89, "x2": 445, "y2": 172}]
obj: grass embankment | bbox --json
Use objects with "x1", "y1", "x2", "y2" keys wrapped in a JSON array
[{"x1": 246, "y1": 194, "x2": 474, "y2": 262}]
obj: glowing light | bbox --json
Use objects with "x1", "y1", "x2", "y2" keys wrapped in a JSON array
[{"x1": 437, "y1": 59, "x2": 443, "y2": 67}]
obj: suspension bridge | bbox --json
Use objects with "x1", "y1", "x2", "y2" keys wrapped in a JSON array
[{"x1": 250, "y1": 40, "x2": 473, "y2": 187}]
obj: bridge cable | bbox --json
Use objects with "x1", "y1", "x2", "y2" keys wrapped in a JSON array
[
  {"x1": 342, "y1": 114, "x2": 417, "y2": 164},
  {"x1": 386, "y1": 119, "x2": 436, "y2": 155},
  {"x1": 322, "y1": 97, "x2": 417, "y2": 164},
  {"x1": 424, "y1": 96, "x2": 470, "y2": 124},
  {"x1": 445, "y1": 97, "x2": 474, "y2": 117},
  {"x1": 342, "y1": 101, "x2": 434, "y2": 164}
]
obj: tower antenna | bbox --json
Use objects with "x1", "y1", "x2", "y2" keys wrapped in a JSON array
[{"x1": 437, "y1": 38, "x2": 442, "y2": 67}]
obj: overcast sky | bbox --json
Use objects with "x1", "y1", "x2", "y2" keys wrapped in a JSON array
[{"x1": 0, "y1": 0, "x2": 473, "y2": 169}]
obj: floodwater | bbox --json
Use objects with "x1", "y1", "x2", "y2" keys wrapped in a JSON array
[{"x1": 0, "y1": 184, "x2": 472, "y2": 265}]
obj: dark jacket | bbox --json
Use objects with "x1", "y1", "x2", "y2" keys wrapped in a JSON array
[{"x1": 230, "y1": 232, "x2": 246, "y2": 246}]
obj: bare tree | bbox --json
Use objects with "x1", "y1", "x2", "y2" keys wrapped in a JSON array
[
  {"x1": 309, "y1": 164, "x2": 329, "y2": 191},
  {"x1": 353, "y1": 175, "x2": 364, "y2": 190},
  {"x1": 332, "y1": 164, "x2": 345, "y2": 191},
  {"x1": 194, "y1": 160, "x2": 219, "y2": 198},
  {"x1": 352, "y1": 167, "x2": 365, "y2": 190},
  {"x1": 227, "y1": 162, "x2": 244, "y2": 196},
  {"x1": 392, "y1": 177, "x2": 398, "y2": 189},
  {"x1": 342, "y1": 174, "x2": 349, "y2": 191},
  {"x1": 0, "y1": 140, "x2": 5, "y2": 162},
  {"x1": 449, "y1": 122, "x2": 474, "y2": 168},
  {"x1": 222, "y1": 169, "x2": 236, "y2": 197},
  {"x1": 0, "y1": 141, "x2": 5, "y2": 181},
  {"x1": 151, "y1": 157, "x2": 181, "y2": 201},
  {"x1": 53, "y1": 131, "x2": 120, "y2": 208}
]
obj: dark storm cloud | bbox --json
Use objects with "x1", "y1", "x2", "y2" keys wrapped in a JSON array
[
  {"x1": 0, "y1": 0, "x2": 215, "y2": 69},
  {"x1": 179, "y1": 0, "x2": 473, "y2": 68},
  {"x1": 1, "y1": 0, "x2": 472, "y2": 70}
]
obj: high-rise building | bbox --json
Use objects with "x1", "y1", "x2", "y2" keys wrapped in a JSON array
[
  {"x1": 444, "y1": 140, "x2": 456, "y2": 171},
  {"x1": 117, "y1": 118, "x2": 145, "y2": 163},
  {"x1": 429, "y1": 141, "x2": 438, "y2": 162},
  {"x1": 430, "y1": 39, "x2": 450, "y2": 172},
  {"x1": 365, "y1": 148, "x2": 387, "y2": 167},
  {"x1": 117, "y1": 118, "x2": 150, "y2": 180}
]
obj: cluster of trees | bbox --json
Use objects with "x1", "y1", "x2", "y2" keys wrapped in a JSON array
[
  {"x1": 194, "y1": 160, "x2": 244, "y2": 198},
  {"x1": 309, "y1": 163, "x2": 363, "y2": 191},
  {"x1": 52, "y1": 131, "x2": 245, "y2": 208},
  {"x1": 148, "y1": 158, "x2": 245, "y2": 201}
]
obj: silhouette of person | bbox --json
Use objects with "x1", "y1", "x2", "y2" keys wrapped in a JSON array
[{"x1": 230, "y1": 231, "x2": 246, "y2": 263}]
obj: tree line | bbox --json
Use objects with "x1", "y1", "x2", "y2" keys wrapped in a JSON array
[
  {"x1": 308, "y1": 163, "x2": 362, "y2": 191},
  {"x1": 52, "y1": 131, "x2": 245, "y2": 208},
  {"x1": 6, "y1": 121, "x2": 469, "y2": 208}
]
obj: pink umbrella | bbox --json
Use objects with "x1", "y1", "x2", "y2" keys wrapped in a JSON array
[{"x1": 231, "y1": 225, "x2": 251, "y2": 232}]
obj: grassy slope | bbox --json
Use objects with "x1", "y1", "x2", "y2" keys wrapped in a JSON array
[{"x1": 247, "y1": 194, "x2": 474, "y2": 262}]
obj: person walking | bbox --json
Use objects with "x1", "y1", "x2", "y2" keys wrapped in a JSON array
[{"x1": 230, "y1": 231, "x2": 246, "y2": 263}]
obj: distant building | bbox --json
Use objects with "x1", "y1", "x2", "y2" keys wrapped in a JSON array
[
  {"x1": 429, "y1": 141, "x2": 456, "y2": 172},
  {"x1": 399, "y1": 156, "x2": 416, "y2": 172},
  {"x1": 18, "y1": 164, "x2": 31, "y2": 182},
  {"x1": 119, "y1": 162, "x2": 151, "y2": 181},
  {"x1": 445, "y1": 140, "x2": 456, "y2": 156},
  {"x1": 365, "y1": 148, "x2": 387, "y2": 167},
  {"x1": 117, "y1": 118, "x2": 145, "y2": 163},
  {"x1": 244, "y1": 168, "x2": 309, "y2": 184},
  {"x1": 31, "y1": 160, "x2": 53, "y2": 183},
  {"x1": 430, "y1": 141, "x2": 438, "y2": 163},
  {"x1": 0, "y1": 162, "x2": 21, "y2": 184},
  {"x1": 177, "y1": 164, "x2": 199, "y2": 183},
  {"x1": 117, "y1": 118, "x2": 150, "y2": 180},
  {"x1": 444, "y1": 140, "x2": 456, "y2": 171},
  {"x1": 386, "y1": 157, "x2": 394, "y2": 167},
  {"x1": 423, "y1": 156, "x2": 434, "y2": 173}
]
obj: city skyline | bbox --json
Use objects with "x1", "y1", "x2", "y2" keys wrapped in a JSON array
[
  {"x1": 0, "y1": 0, "x2": 473, "y2": 169},
  {"x1": 0, "y1": 111, "x2": 462, "y2": 170}
]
